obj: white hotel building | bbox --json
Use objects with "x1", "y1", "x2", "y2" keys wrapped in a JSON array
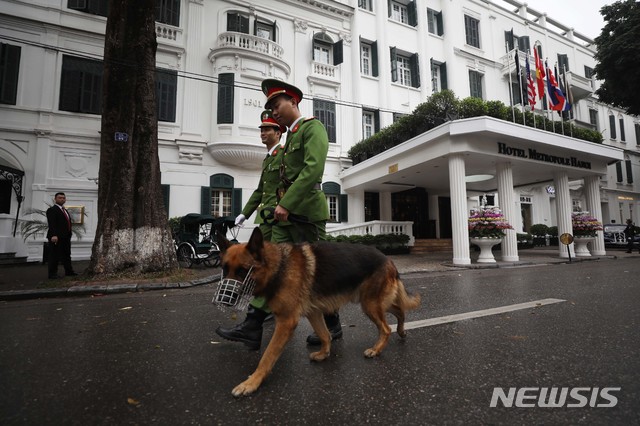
[{"x1": 0, "y1": 0, "x2": 638, "y2": 265}]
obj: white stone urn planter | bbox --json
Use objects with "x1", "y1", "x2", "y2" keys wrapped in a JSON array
[
  {"x1": 470, "y1": 237, "x2": 502, "y2": 263},
  {"x1": 573, "y1": 236, "x2": 595, "y2": 257}
]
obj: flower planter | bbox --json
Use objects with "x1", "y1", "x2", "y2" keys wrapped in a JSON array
[
  {"x1": 470, "y1": 237, "x2": 502, "y2": 263},
  {"x1": 573, "y1": 236, "x2": 595, "y2": 257}
]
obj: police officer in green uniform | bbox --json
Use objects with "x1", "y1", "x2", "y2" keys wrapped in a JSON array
[
  {"x1": 215, "y1": 80, "x2": 342, "y2": 349},
  {"x1": 216, "y1": 110, "x2": 284, "y2": 349}
]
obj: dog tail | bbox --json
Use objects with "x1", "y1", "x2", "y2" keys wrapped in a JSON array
[{"x1": 396, "y1": 279, "x2": 421, "y2": 311}]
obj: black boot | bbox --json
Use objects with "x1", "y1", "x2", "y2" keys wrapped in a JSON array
[
  {"x1": 216, "y1": 306, "x2": 269, "y2": 350},
  {"x1": 306, "y1": 312, "x2": 343, "y2": 346}
]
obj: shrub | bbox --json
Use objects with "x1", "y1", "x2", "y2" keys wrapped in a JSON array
[
  {"x1": 529, "y1": 223, "x2": 549, "y2": 236},
  {"x1": 458, "y1": 96, "x2": 488, "y2": 119}
]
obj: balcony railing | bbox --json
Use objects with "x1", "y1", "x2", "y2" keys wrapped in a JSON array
[
  {"x1": 216, "y1": 32, "x2": 284, "y2": 60},
  {"x1": 327, "y1": 221, "x2": 415, "y2": 246},
  {"x1": 156, "y1": 22, "x2": 181, "y2": 42}
]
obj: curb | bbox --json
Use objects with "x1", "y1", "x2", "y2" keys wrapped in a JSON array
[{"x1": 0, "y1": 275, "x2": 220, "y2": 302}]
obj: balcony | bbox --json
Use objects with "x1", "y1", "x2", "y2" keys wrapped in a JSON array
[
  {"x1": 308, "y1": 61, "x2": 340, "y2": 87},
  {"x1": 209, "y1": 32, "x2": 290, "y2": 78},
  {"x1": 156, "y1": 22, "x2": 183, "y2": 45},
  {"x1": 567, "y1": 71, "x2": 594, "y2": 101}
]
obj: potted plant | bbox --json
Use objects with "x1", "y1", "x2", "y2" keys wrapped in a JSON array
[
  {"x1": 468, "y1": 207, "x2": 513, "y2": 263},
  {"x1": 571, "y1": 212, "x2": 603, "y2": 256}
]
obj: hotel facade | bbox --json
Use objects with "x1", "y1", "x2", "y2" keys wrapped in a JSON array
[{"x1": 0, "y1": 0, "x2": 638, "y2": 264}]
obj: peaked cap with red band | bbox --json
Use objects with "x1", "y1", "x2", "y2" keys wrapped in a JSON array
[
  {"x1": 259, "y1": 109, "x2": 286, "y2": 133},
  {"x1": 261, "y1": 78, "x2": 303, "y2": 109}
]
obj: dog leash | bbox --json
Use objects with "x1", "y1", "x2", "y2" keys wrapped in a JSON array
[{"x1": 259, "y1": 207, "x2": 316, "y2": 243}]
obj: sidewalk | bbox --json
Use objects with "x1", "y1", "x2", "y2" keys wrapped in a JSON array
[{"x1": 1, "y1": 247, "x2": 636, "y2": 301}]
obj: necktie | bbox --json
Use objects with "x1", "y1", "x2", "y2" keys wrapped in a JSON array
[{"x1": 62, "y1": 207, "x2": 71, "y2": 231}]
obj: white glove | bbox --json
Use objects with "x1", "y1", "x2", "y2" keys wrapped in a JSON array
[{"x1": 235, "y1": 214, "x2": 246, "y2": 226}]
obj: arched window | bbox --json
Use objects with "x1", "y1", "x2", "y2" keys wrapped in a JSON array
[
  {"x1": 312, "y1": 32, "x2": 343, "y2": 65},
  {"x1": 322, "y1": 182, "x2": 347, "y2": 222},
  {"x1": 201, "y1": 174, "x2": 242, "y2": 217}
]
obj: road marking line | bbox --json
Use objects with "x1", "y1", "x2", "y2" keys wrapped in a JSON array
[{"x1": 392, "y1": 298, "x2": 566, "y2": 332}]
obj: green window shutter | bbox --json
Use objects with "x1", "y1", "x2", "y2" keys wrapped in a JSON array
[
  {"x1": 339, "y1": 194, "x2": 348, "y2": 222},
  {"x1": 374, "y1": 110, "x2": 380, "y2": 132},
  {"x1": 410, "y1": 53, "x2": 420, "y2": 88},
  {"x1": 440, "y1": 62, "x2": 448, "y2": 90},
  {"x1": 609, "y1": 115, "x2": 617, "y2": 139},
  {"x1": 626, "y1": 160, "x2": 633, "y2": 184},
  {"x1": 217, "y1": 73, "x2": 234, "y2": 124},
  {"x1": 387, "y1": 0, "x2": 392, "y2": 17},
  {"x1": 635, "y1": 123, "x2": 640, "y2": 145},
  {"x1": 519, "y1": 36, "x2": 530, "y2": 53},
  {"x1": 616, "y1": 162, "x2": 623, "y2": 183},
  {"x1": 620, "y1": 118, "x2": 626, "y2": 142},
  {"x1": 371, "y1": 41, "x2": 379, "y2": 77},
  {"x1": 232, "y1": 188, "x2": 242, "y2": 216},
  {"x1": 333, "y1": 39, "x2": 343, "y2": 65},
  {"x1": 0, "y1": 43, "x2": 21, "y2": 105},
  {"x1": 161, "y1": 184, "x2": 170, "y2": 215},
  {"x1": 436, "y1": 11, "x2": 444, "y2": 36},
  {"x1": 505, "y1": 30, "x2": 514, "y2": 51},
  {"x1": 408, "y1": 1, "x2": 417, "y2": 27},
  {"x1": 201, "y1": 186, "x2": 211, "y2": 215},
  {"x1": 390, "y1": 47, "x2": 397, "y2": 82}
]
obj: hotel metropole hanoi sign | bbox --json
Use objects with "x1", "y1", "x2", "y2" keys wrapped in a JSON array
[{"x1": 497, "y1": 142, "x2": 592, "y2": 170}]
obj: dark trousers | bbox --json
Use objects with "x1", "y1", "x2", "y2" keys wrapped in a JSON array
[
  {"x1": 48, "y1": 238, "x2": 73, "y2": 277},
  {"x1": 627, "y1": 237, "x2": 636, "y2": 253}
]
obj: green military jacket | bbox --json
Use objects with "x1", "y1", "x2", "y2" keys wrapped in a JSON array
[
  {"x1": 278, "y1": 117, "x2": 330, "y2": 223},
  {"x1": 242, "y1": 146, "x2": 282, "y2": 224}
]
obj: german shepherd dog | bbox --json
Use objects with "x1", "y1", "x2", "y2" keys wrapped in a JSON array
[{"x1": 218, "y1": 227, "x2": 421, "y2": 397}]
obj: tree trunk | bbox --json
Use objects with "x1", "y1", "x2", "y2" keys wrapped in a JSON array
[{"x1": 88, "y1": 0, "x2": 177, "y2": 275}]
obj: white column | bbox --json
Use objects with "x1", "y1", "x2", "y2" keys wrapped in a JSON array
[
  {"x1": 348, "y1": 190, "x2": 365, "y2": 224},
  {"x1": 182, "y1": 0, "x2": 205, "y2": 137},
  {"x1": 554, "y1": 171, "x2": 574, "y2": 258},
  {"x1": 449, "y1": 154, "x2": 470, "y2": 265},
  {"x1": 379, "y1": 191, "x2": 392, "y2": 221},
  {"x1": 584, "y1": 175, "x2": 606, "y2": 255},
  {"x1": 496, "y1": 162, "x2": 519, "y2": 261}
]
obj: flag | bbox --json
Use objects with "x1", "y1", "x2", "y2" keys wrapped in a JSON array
[
  {"x1": 546, "y1": 61, "x2": 565, "y2": 111},
  {"x1": 525, "y1": 51, "x2": 536, "y2": 107},
  {"x1": 534, "y1": 46, "x2": 545, "y2": 100},
  {"x1": 514, "y1": 49, "x2": 522, "y2": 104},
  {"x1": 561, "y1": 65, "x2": 573, "y2": 112}
]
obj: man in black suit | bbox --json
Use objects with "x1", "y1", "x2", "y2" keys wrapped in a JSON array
[{"x1": 46, "y1": 192, "x2": 78, "y2": 279}]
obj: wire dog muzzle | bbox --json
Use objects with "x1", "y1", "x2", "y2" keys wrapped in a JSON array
[{"x1": 212, "y1": 266, "x2": 256, "y2": 311}]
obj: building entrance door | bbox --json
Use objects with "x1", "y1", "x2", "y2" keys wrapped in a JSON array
[{"x1": 392, "y1": 187, "x2": 429, "y2": 238}]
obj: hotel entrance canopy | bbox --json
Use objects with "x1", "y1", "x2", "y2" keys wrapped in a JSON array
[{"x1": 340, "y1": 117, "x2": 624, "y2": 265}]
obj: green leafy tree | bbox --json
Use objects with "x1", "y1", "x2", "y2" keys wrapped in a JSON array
[{"x1": 594, "y1": 0, "x2": 640, "y2": 115}]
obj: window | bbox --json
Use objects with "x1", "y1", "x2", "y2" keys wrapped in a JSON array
[
  {"x1": 619, "y1": 117, "x2": 626, "y2": 142},
  {"x1": 589, "y1": 109, "x2": 599, "y2": 131},
  {"x1": 313, "y1": 99, "x2": 336, "y2": 143},
  {"x1": 227, "y1": 12, "x2": 249, "y2": 33},
  {"x1": 626, "y1": 160, "x2": 633, "y2": 184},
  {"x1": 360, "y1": 40, "x2": 378, "y2": 77},
  {"x1": 365, "y1": 192, "x2": 380, "y2": 221},
  {"x1": 430, "y1": 59, "x2": 447, "y2": 93},
  {"x1": 323, "y1": 182, "x2": 347, "y2": 222},
  {"x1": 635, "y1": 123, "x2": 640, "y2": 145},
  {"x1": 362, "y1": 109, "x2": 379, "y2": 139},
  {"x1": 156, "y1": 68, "x2": 177, "y2": 122},
  {"x1": 469, "y1": 70, "x2": 483, "y2": 99},
  {"x1": 313, "y1": 33, "x2": 343, "y2": 66},
  {"x1": 0, "y1": 179, "x2": 11, "y2": 214},
  {"x1": 557, "y1": 54, "x2": 569, "y2": 73},
  {"x1": 609, "y1": 114, "x2": 617, "y2": 139},
  {"x1": 68, "y1": 0, "x2": 108, "y2": 17},
  {"x1": 427, "y1": 9, "x2": 443, "y2": 36},
  {"x1": 59, "y1": 55, "x2": 103, "y2": 114},
  {"x1": 359, "y1": 0, "x2": 373, "y2": 12},
  {"x1": 202, "y1": 174, "x2": 241, "y2": 217},
  {"x1": 255, "y1": 21, "x2": 276, "y2": 41},
  {"x1": 0, "y1": 43, "x2": 21, "y2": 105},
  {"x1": 156, "y1": 0, "x2": 180, "y2": 26},
  {"x1": 390, "y1": 47, "x2": 420, "y2": 88},
  {"x1": 504, "y1": 31, "x2": 530, "y2": 53},
  {"x1": 217, "y1": 73, "x2": 234, "y2": 124},
  {"x1": 464, "y1": 15, "x2": 480, "y2": 48},
  {"x1": 584, "y1": 66, "x2": 595, "y2": 79},
  {"x1": 391, "y1": 2, "x2": 408, "y2": 24},
  {"x1": 389, "y1": 1, "x2": 417, "y2": 26}
]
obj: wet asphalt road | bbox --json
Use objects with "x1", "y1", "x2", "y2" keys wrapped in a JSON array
[{"x1": 1, "y1": 258, "x2": 639, "y2": 425}]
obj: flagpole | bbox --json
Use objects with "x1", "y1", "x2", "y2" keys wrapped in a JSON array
[
  {"x1": 546, "y1": 58, "x2": 554, "y2": 133},
  {"x1": 507, "y1": 43, "x2": 515, "y2": 123},
  {"x1": 556, "y1": 63, "x2": 565, "y2": 136}
]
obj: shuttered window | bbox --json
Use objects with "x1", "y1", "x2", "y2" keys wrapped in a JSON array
[
  {"x1": 217, "y1": 73, "x2": 234, "y2": 124},
  {"x1": 0, "y1": 43, "x2": 20, "y2": 105}
]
